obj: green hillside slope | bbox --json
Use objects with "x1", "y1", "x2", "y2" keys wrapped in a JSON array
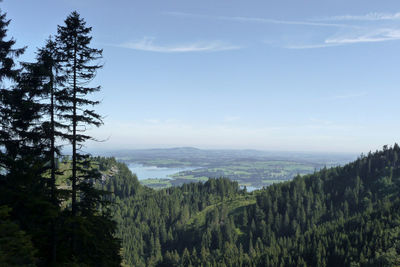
[{"x1": 101, "y1": 144, "x2": 400, "y2": 266}]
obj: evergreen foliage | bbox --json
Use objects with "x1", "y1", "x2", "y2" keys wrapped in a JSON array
[
  {"x1": 55, "y1": 11, "x2": 103, "y2": 219},
  {"x1": 0, "y1": 3, "x2": 400, "y2": 267},
  {"x1": 103, "y1": 144, "x2": 400, "y2": 266},
  {"x1": 0, "y1": 6, "x2": 121, "y2": 266}
]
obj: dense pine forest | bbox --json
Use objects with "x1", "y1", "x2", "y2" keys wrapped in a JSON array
[
  {"x1": 101, "y1": 145, "x2": 400, "y2": 266},
  {"x1": 0, "y1": 7, "x2": 121, "y2": 267},
  {"x1": 1, "y1": 4, "x2": 400, "y2": 267}
]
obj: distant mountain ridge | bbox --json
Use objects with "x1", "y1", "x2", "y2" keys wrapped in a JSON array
[{"x1": 103, "y1": 146, "x2": 356, "y2": 166}]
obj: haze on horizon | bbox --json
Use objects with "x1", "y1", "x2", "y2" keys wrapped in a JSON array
[{"x1": 4, "y1": 0, "x2": 400, "y2": 154}]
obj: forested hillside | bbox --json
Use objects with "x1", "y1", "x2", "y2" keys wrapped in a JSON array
[
  {"x1": 0, "y1": 8, "x2": 121, "y2": 266},
  {"x1": 1, "y1": 2, "x2": 400, "y2": 267},
  {"x1": 101, "y1": 144, "x2": 400, "y2": 266}
]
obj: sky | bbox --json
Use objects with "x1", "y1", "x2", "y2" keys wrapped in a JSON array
[{"x1": 2, "y1": 0, "x2": 400, "y2": 153}]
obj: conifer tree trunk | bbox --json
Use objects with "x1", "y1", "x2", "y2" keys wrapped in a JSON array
[
  {"x1": 71, "y1": 33, "x2": 78, "y2": 252},
  {"x1": 55, "y1": 12, "x2": 121, "y2": 264},
  {"x1": 0, "y1": 9, "x2": 120, "y2": 265},
  {"x1": 21, "y1": 37, "x2": 64, "y2": 266},
  {"x1": 49, "y1": 71, "x2": 56, "y2": 204},
  {"x1": 49, "y1": 70, "x2": 57, "y2": 265}
]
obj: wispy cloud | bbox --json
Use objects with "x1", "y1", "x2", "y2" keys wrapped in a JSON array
[
  {"x1": 326, "y1": 28, "x2": 400, "y2": 44},
  {"x1": 120, "y1": 37, "x2": 240, "y2": 53},
  {"x1": 165, "y1": 11, "x2": 400, "y2": 50},
  {"x1": 285, "y1": 43, "x2": 340, "y2": 49},
  {"x1": 165, "y1": 11, "x2": 355, "y2": 28},
  {"x1": 318, "y1": 12, "x2": 400, "y2": 21},
  {"x1": 286, "y1": 28, "x2": 400, "y2": 49},
  {"x1": 224, "y1": 16, "x2": 354, "y2": 28}
]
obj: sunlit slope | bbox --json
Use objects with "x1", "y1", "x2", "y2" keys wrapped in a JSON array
[{"x1": 100, "y1": 144, "x2": 400, "y2": 266}]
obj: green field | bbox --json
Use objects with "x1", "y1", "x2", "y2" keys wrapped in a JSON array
[
  {"x1": 167, "y1": 160, "x2": 316, "y2": 188},
  {"x1": 185, "y1": 194, "x2": 257, "y2": 229},
  {"x1": 136, "y1": 160, "x2": 316, "y2": 189},
  {"x1": 115, "y1": 147, "x2": 355, "y2": 189}
]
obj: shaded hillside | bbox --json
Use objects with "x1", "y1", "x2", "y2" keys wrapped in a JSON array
[{"x1": 101, "y1": 144, "x2": 400, "y2": 266}]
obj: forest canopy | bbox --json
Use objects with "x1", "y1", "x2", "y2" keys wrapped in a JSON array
[
  {"x1": 0, "y1": 3, "x2": 400, "y2": 267},
  {"x1": 0, "y1": 7, "x2": 121, "y2": 267},
  {"x1": 103, "y1": 145, "x2": 400, "y2": 266}
]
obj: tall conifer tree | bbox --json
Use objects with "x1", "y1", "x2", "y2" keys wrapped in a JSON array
[
  {"x1": 0, "y1": 9, "x2": 25, "y2": 173},
  {"x1": 56, "y1": 12, "x2": 121, "y2": 265},
  {"x1": 56, "y1": 11, "x2": 103, "y2": 218},
  {"x1": 0, "y1": 8, "x2": 58, "y2": 265},
  {"x1": 22, "y1": 37, "x2": 68, "y2": 265},
  {"x1": 0, "y1": 7, "x2": 120, "y2": 266}
]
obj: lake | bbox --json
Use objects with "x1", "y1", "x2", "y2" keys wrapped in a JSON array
[{"x1": 128, "y1": 163, "x2": 198, "y2": 180}]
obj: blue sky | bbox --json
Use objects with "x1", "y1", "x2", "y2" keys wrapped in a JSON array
[{"x1": 3, "y1": 0, "x2": 400, "y2": 153}]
